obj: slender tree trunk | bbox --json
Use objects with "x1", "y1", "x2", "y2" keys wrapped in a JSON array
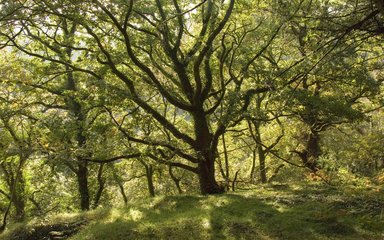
[
  {"x1": 173, "y1": 178, "x2": 183, "y2": 194},
  {"x1": 232, "y1": 170, "x2": 240, "y2": 192},
  {"x1": 222, "y1": 134, "x2": 230, "y2": 191},
  {"x1": 252, "y1": 120, "x2": 268, "y2": 183},
  {"x1": 257, "y1": 145, "x2": 267, "y2": 184},
  {"x1": 249, "y1": 149, "x2": 257, "y2": 183},
  {"x1": 75, "y1": 120, "x2": 89, "y2": 211},
  {"x1": 13, "y1": 172, "x2": 25, "y2": 222},
  {"x1": 0, "y1": 157, "x2": 26, "y2": 232},
  {"x1": 217, "y1": 158, "x2": 227, "y2": 182},
  {"x1": 144, "y1": 164, "x2": 155, "y2": 197},
  {"x1": 249, "y1": 119, "x2": 268, "y2": 183},
  {"x1": 1, "y1": 162, "x2": 26, "y2": 222},
  {"x1": 112, "y1": 168, "x2": 128, "y2": 205},
  {"x1": 169, "y1": 166, "x2": 183, "y2": 194},
  {"x1": 76, "y1": 161, "x2": 90, "y2": 211},
  {"x1": 65, "y1": 45, "x2": 91, "y2": 211},
  {"x1": 93, "y1": 163, "x2": 105, "y2": 209},
  {"x1": 118, "y1": 183, "x2": 128, "y2": 205}
]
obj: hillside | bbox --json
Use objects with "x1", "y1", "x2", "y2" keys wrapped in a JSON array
[
  {"x1": 1, "y1": 0, "x2": 384, "y2": 239},
  {"x1": 1, "y1": 184, "x2": 383, "y2": 240}
]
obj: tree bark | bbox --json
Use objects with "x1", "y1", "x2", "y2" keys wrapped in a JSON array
[
  {"x1": 197, "y1": 158, "x2": 223, "y2": 194},
  {"x1": 64, "y1": 31, "x2": 91, "y2": 211},
  {"x1": 294, "y1": 132, "x2": 321, "y2": 172},
  {"x1": 222, "y1": 134, "x2": 230, "y2": 191},
  {"x1": 257, "y1": 145, "x2": 267, "y2": 184},
  {"x1": 168, "y1": 166, "x2": 183, "y2": 194},
  {"x1": 74, "y1": 113, "x2": 90, "y2": 211},
  {"x1": 307, "y1": 132, "x2": 321, "y2": 167},
  {"x1": 305, "y1": 132, "x2": 321, "y2": 171},
  {"x1": 118, "y1": 183, "x2": 128, "y2": 205},
  {"x1": 249, "y1": 149, "x2": 257, "y2": 183},
  {"x1": 232, "y1": 170, "x2": 240, "y2": 192},
  {"x1": 0, "y1": 156, "x2": 26, "y2": 232},
  {"x1": 92, "y1": 163, "x2": 105, "y2": 209},
  {"x1": 193, "y1": 109, "x2": 223, "y2": 194},
  {"x1": 144, "y1": 164, "x2": 155, "y2": 197},
  {"x1": 111, "y1": 167, "x2": 128, "y2": 205},
  {"x1": 12, "y1": 171, "x2": 25, "y2": 222},
  {"x1": 247, "y1": 118, "x2": 268, "y2": 184},
  {"x1": 76, "y1": 161, "x2": 90, "y2": 211}
]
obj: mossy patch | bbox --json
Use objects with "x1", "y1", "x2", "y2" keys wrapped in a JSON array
[{"x1": 2, "y1": 184, "x2": 383, "y2": 240}]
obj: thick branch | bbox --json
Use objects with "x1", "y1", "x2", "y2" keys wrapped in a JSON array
[{"x1": 82, "y1": 154, "x2": 141, "y2": 164}]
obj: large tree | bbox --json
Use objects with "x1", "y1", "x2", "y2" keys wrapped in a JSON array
[{"x1": 1, "y1": 0, "x2": 291, "y2": 194}]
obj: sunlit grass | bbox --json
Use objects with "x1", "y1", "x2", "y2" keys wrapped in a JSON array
[
  {"x1": 68, "y1": 184, "x2": 383, "y2": 239},
  {"x1": 1, "y1": 183, "x2": 383, "y2": 240}
]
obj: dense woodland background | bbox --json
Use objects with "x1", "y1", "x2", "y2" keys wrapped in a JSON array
[{"x1": 0, "y1": 0, "x2": 383, "y2": 237}]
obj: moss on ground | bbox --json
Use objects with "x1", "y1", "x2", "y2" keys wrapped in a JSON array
[{"x1": 1, "y1": 184, "x2": 383, "y2": 240}]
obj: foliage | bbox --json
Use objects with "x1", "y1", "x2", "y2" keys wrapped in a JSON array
[{"x1": 0, "y1": 0, "x2": 383, "y2": 236}]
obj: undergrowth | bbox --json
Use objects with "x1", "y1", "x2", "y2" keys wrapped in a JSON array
[{"x1": 1, "y1": 183, "x2": 383, "y2": 240}]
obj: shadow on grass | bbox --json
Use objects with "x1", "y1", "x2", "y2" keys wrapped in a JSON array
[
  {"x1": 208, "y1": 193, "x2": 359, "y2": 240},
  {"x1": 70, "y1": 188, "x2": 383, "y2": 240},
  {"x1": 70, "y1": 195, "x2": 211, "y2": 240}
]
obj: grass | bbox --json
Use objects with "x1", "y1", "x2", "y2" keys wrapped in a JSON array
[{"x1": 2, "y1": 183, "x2": 383, "y2": 240}]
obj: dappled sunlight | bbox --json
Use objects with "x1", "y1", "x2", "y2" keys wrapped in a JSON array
[
  {"x1": 128, "y1": 208, "x2": 144, "y2": 222},
  {"x1": 148, "y1": 196, "x2": 166, "y2": 209},
  {"x1": 0, "y1": 1, "x2": 383, "y2": 239},
  {"x1": 1, "y1": 185, "x2": 382, "y2": 240},
  {"x1": 201, "y1": 217, "x2": 211, "y2": 230},
  {"x1": 200, "y1": 203, "x2": 212, "y2": 211},
  {"x1": 102, "y1": 208, "x2": 122, "y2": 223}
]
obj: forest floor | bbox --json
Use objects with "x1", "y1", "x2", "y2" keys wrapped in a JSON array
[{"x1": 1, "y1": 183, "x2": 383, "y2": 240}]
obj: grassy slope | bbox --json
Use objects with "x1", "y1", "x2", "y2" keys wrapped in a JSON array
[{"x1": 2, "y1": 184, "x2": 384, "y2": 240}]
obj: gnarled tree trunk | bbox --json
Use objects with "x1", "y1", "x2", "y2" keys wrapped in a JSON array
[{"x1": 194, "y1": 109, "x2": 223, "y2": 194}]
